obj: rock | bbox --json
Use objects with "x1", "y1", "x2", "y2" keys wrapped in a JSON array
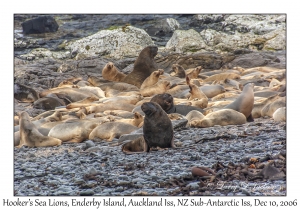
[
  {"x1": 79, "y1": 189, "x2": 95, "y2": 196},
  {"x1": 21, "y1": 15, "x2": 59, "y2": 34},
  {"x1": 166, "y1": 29, "x2": 207, "y2": 53},
  {"x1": 145, "y1": 18, "x2": 180, "y2": 37},
  {"x1": 65, "y1": 26, "x2": 154, "y2": 59},
  {"x1": 85, "y1": 140, "x2": 95, "y2": 149}
]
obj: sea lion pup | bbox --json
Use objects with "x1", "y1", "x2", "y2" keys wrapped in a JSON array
[
  {"x1": 104, "y1": 110, "x2": 135, "y2": 119},
  {"x1": 140, "y1": 69, "x2": 164, "y2": 89},
  {"x1": 186, "y1": 66, "x2": 202, "y2": 79},
  {"x1": 121, "y1": 46, "x2": 158, "y2": 88},
  {"x1": 89, "y1": 122, "x2": 138, "y2": 141},
  {"x1": 79, "y1": 86, "x2": 105, "y2": 98},
  {"x1": 190, "y1": 109, "x2": 246, "y2": 128},
  {"x1": 122, "y1": 136, "x2": 145, "y2": 154},
  {"x1": 116, "y1": 112, "x2": 144, "y2": 127},
  {"x1": 186, "y1": 76, "x2": 208, "y2": 109},
  {"x1": 58, "y1": 77, "x2": 82, "y2": 87},
  {"x1": 100, "y1": 95, "x2": 143, "y2": 105},
  {"x1": 88, "y1": 102, "x2": 135, "y2": 113},
  {"x1": 186, "y1": 110, "x2": 205, "y2": 126},
  {"x1": 204, "y1": 73, "x2": 240, "y2": 83},
  {"x1": 17, "y1": 111, "x2": 62, "y2": 148},
  {"x1": 273, "y1": 107, "x2": 286, "y2": 122},
  {"x1": 14, "y1": 83, "x2": 39, "y2": 102},
  {"x1": 211, "y1": 91, "x2": 240, "y2": 101},
  {"x1": 150, "y1": 93, "x2": 204, "y2": 115},
  {"x1": 48, "y1": 119, "x2": 99, "y2": 143},
  {"x1": 223, "y1": 83, "x2": 255, "y2": 122},
  {"x1": 261, "y1": 96, "x2": 286, "y2": 118},
  {"x1": 171, "y1": 64, "x2": 186, "y2": 78},
  {"x1": 102, "y1": 62, "x2": 126, "y2": 82},
  {"x1": 141, "y1": 102, "x2": 175, "y2": 152},
  {"x1": 66, "y1": 96, "x2": 99, "y2": 109},
  {"x1": 140, "y1": 80, "x2": 171, "y2": 97}
]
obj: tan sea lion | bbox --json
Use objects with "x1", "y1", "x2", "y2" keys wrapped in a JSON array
[
  {"x1": 17, "y1": 112, "x2": 62, "y2": 148},
  {"x1": 186, "y1": 66, "x2": 202, "y2": 79},
  {"x1": 186, "y1": 110, "x2": 205, "y2": 126},
  {"x1": 66, "y1": 96, "x2": 99, "y2": 109},
  {"x1": 142, "y1": 102, "x2": 175, "y2": 152},
  {"x1": 89, "y1": 122, "x2": 138, "y2": 141},
  {"x1": 48, "y1": 120, "x2": 99, "y2": 143},
  {"x1": 116, "y1": 112, "x2": 144, "y2": 127},
  {"x1": 187, "y1": 76, "x2": 208, "y2": 108},
  {"x1": 121, "y1": 46, "x2": 158, "y2": 88},
  {"x1": 204, "y1": 73, "x2": 240, "y2": 83},
  {"x1": 272, "y1": 107, "x2": 286, "y2": 122},
  {"x1": 223, "y1": 83, "x2": 255, "y2": 122},
  {"x1": 100, "y1": 95, "x2": 143, "y2": 105},
  {"x1": 200, "y1": 84, "x2": 226, "y2": 98},
  {"x1": 58, "y1": 77, "x2": 82, "y2": 87},
  {"x1": 251, "y1": 94, "x2": 280, "y2": 118},
  {"x1": 88, "y1": 102, "x2": 135, "y2": 113},
  {"x1": 140, "y1": 69, "x2": 164, "y2": 89},
  {"x1": 79, "y1": 86, "x2": 105, "y2": 98},
  {"x1": 121, "y1": 136, "x2": 145, "y2": 154},
  {"x1": 14, "y1": 83, "x2": 39, "y2": 102},
  {"x1": 102, "y1": 62, "x2": 126, "y2": 82},
  {"x1": 261, "y1": 97, "x2": 286, "y2": 118},
  {"x1": 190, "y1": 109, "x2": 246, "y2": 128},
  {"x1": 140, "y1": 80, "x2": 171, "y2": 97}
]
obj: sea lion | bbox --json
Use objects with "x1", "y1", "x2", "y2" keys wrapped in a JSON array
[
  {"x1": 140, "y1": 80, "x2": 171, "y2": 97},
  {"x1": 273, "y1": 107, "x2": 286, "y2": 122},
  {"x1": 200, "y1": 85, "x2": 226, "y2": 98},
  {"x1": 66, "y1": 96, "x2": 99, "y2": 109},
  {"x1": 103, "y1": 110, "x2": 134, "y2": 118},
  {"x1": 223, "y1": 83, "x2": 255, "y2": 122},
  {"x1": 121, "y1": 46, "x2": 158, "y2": 88},
  {"x1": 48, "y1": 120, "x2": 99, "y2": 143},
  {"x1": 14, "y1": 83, "x2": 39, "y2": 102},
  {"x1": 171, "y1": 64, "x2": 186, "y2": 78},
  {"x1": 88, "y1": 101, "x2": 135, "y2": 113},
  {"x1": 79, "y1": 86, "x2": 105, "y2": 98},
  {"x1": 251, "y1": 94, "x2": 280, "y2": 118},
  {"x1": 121, "y1": 136, "x2": 145, "y2": 154},
  {"x1": 116, "y1": 112, "x2": 144, "y2": 127},
  {"x1": 89, "y1": 122, "x2": 138, "y2": 141},
  {"x1": 140, "y1": 69, "x2": 164, "y2": 89},
  {"x1": 150, "y1": 93, "x2": 204, "y2": 115},
  {"x1": 187, "y1": 76, "x2": 208, "y2": 108},
  {"x1": 99, "y1": 82, "x2": 139, "y2": 92},
  {"x1": 261, "y1": 97, "x2": 286, "y2": 118},
  {"x1": 17, "y1": 111, "x2": 62, "y2": 148},
  {"x1": 186, "y1": 66, "x2": 202, "y2": 79},
  {"x1": 190, "y1": 109, "x2": 247, "y2": 128},
  {"x1": 141, "y1": 102, "x2": 174, "y2": 152},
  {"x1": 100, "y1": 95, "x2": 143, "y2": 105},
  {"x1": 204, "y1": 73, "x2": 240, "y2": 83},
  {"x1": 58, "y1": 77, "x2": 82, "y2": 87},
  {"x1": 186, "y1": 110, "x2": 205, "y2": 126},
  {"x1": 102, "y1": 62, "x2": 126, "y2": 82},
  {"x1": 254, "y1": 91, "x2": 279, "y2": 98},
  {"x1": 33, "y1": 95, "x2": 65, "y2": 110}
]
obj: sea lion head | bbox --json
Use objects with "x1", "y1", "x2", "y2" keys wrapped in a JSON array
[
  {"x1": 242, "y1": 82, "x2": 255, "y2": 91},
  {"x1": 150, "y1": 93, "x2": 174, "y2": 112},
  {"x1": 141, "y1": 102, "x2": 161, "y2": 117}
]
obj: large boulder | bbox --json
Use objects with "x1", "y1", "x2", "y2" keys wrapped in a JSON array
[
  {"x1": 21, "y1": 16, "x2": 59, "y2": 34},
  {"x1": 166, "y1": 29, "x2": 207, "y2": 53},
  {"x1": 65, "y1": 26, "x2": 154, "y2": 60},
  {"x1": 144, "y1": 18, "x2": 180, "y2": 37}
]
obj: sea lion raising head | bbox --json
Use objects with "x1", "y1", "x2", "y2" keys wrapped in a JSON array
[{"x1": 141, "y1": 102, "x2": 174, "y2": 152}]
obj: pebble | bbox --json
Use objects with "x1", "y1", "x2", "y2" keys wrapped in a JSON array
[{"x1": 79, "y1": 189, "x2": 95, "y2": 196}]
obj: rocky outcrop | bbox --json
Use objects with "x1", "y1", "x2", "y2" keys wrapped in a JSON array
[
  {"x1": 64, "y1": 26, "x2": 154, "y2": 60},
  {"x1": 21, "y1": 15, "x2": 59, "y2": 34}
]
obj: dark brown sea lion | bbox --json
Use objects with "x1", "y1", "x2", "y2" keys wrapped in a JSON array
[
  {"x1": 223, "y1": 83, "x2": 255, "y2": 122},
  {"x1": 141, "y1": 102, "x2": 174, "y2": 152},
  {"x1": 121, "y1": 46, "x2": 158, "y2": 88},
  {"x1": 172, "y1": 64, "x2": 186, "y2": 78},
  {"x1": 150, "y1": 93, "x2": 204, "y2": 115},
  {"x1": 33, "y1": 95, "x2": 65, "y2": 110},
  {"x1": 14, "y1": 83, "x2": 39, "y2": 102},
  {"x1": 102, "y1": 62, "x2": 126, "y2": 82}
]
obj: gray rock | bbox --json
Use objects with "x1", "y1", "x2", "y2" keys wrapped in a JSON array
[{"x1": 79, "y1": 189, "x2": 95, "y2": 196}]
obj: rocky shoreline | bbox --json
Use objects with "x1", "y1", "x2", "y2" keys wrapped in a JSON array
[{"x1": 14, "y1": 14, "x2": 286, "y2": 196}]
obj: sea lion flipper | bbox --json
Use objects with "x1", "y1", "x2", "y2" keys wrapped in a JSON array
[{"x1": 247, "y1": 113, "x2": 254, "y2": 122}]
